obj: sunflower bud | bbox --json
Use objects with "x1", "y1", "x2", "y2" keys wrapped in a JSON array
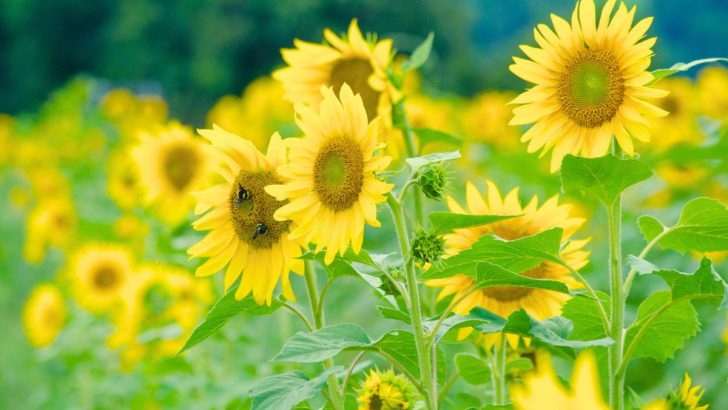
[
  {"x1": 411, "y1": 228, "x2": 444, "y2": 265},
  {"x1": 417, "y1": 162, "x2": 449, "y2": 200}
]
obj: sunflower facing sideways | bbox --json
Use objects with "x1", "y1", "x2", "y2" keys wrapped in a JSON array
[
  {"x1": 266, "y1": 84, "x2": 393, "y2": 265},
  {"x1": 509, "y1": 0, "x2": 668, "y2": 171},
  {"x1": 273, "y1": 19, "x2": 395, "y2": 135},
  {"x1": 188, "y1": 126, "x2": 304, "y2": 305},
  {"x1": 70, "y1": 244, "x2": 135, "y2": 314},
  {"x1": 22, "y1": 284, "x2": 67, "y2": 348},
  {"x1": 426, "y1": 181, "x2": 589, "y2": 348},
  {"x1": 131, "y1": 121, "x2": 209, "y2": 224}
]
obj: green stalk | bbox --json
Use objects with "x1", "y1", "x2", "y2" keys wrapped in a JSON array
[
  {"x1": 304, "y1": 260, "x2": 345, "y2": 410},
  {"x1": 493, "y1": 335, "x2": 508, "y2": 405},
  {"x1": 607, "y1": 193, "x2": 625, "y2": 410},
  {"x1": 387, "y1": 193, "x2": 436, "y2": 410}
]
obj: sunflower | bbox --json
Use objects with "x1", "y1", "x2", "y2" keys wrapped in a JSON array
[
  {"x1": 188, "y1": 126, "x2": 304, "y2": 305},
  {"x1": 23, "y1": 196, "x2": 76, "y2": 265},
  {"x1": 697, "y1": 66, "x2": 728, "y2": 120},
  {"x1": 70, "y1": 244, "x2": 134, "y2": 314},
  {"x1": 100, "y1": 88, "x2": 168, "y2": 141},
  {"x1": 107, "y1": 147, "x2": 141, "y2": 211},
  {"x1": 131, "y1": 121, "x2": 209, "y2": 225},
  {"x1": 356, "y1": 368, "x2": 419, "y2": 410},
  {"x1": 509, "y1": 0, "x2": 668, "y2": 171},
  {"x1": 266, "y1": 84, "x2": 393, "y2": 265},
  {"x1": 462, "y1": 91, "x2": 520, "y2": 149},
  {"x1": 273, "y1": 19, "x2": 395, "y2": 145},
  {"x1": 22, "y1": 284, "x2": 67, "y2": 348},
  {"x1": 645, "y1": 77, "x2": 702, "y2": 153},
  {"x1": 511, "y1": 351, "x2": 609, "y2": 410},
  {"x1": 425, "y1": 181, "x2": 589, "y2": 347},
  {"x1": 666, "y1": 373, "x2": 710, "y2": 410}
]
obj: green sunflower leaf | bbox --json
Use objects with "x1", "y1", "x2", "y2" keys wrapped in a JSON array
[
  {"x1": 650, "y1": 57, "x2": 728, "y2": 83},
  {"x1": 413, "y1": 127, "x2": 463, "y2": 148},
  {"x1": 454, "y1": 353, "x2": 491, "y2": 386},
  {"x1": 638, "y1": 197, "x2": 728, "y2": 253},
  {"x1": 374, "y1": 329, "x2": 447, "y2": 381},
  {"x1": 179, "y1": 292, "x2": 281, "y2": 354},
  {"x1": 273, "y1": 323, "x2": 372, "y2": 363},
  {"x1": 405, "y1": 150, "x2": 461, "y2": 174},
  {"x1": 402, "y1": 32, "x2": 435, "y2": 72},
  {"x1": 428, "y1": 212, "x2": 519, "y2": 235},
  {"x1": 249, "y1": 367, "x2": 343, "y2": 410},
  {"x1": 560, "y1": 154, "x2": 653, "y2": 206}
]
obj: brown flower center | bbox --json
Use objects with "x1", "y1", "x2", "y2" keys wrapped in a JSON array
[
  {"x1": 93, "y1": 265, "x2": 120, "y2": 291},
  {"x1": 313, "y1": 136, "x2": 364, "y2": 212},
  {"x1": 558, "y1": 48, "x2": 625, "y2": 128},
  {"x1": 229, "y1": 170, "x2": 290, "y2": 249},
  {"x1": 329, "y1": 58, "x2": 380, "y2": 120},
  {"x1": 163, "y1": 143, "x2": 199, "y2": 191}
]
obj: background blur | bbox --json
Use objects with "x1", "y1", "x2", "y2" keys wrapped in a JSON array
[{"x1": 1, "y1": 0, "x2": 727, "y2": 409}]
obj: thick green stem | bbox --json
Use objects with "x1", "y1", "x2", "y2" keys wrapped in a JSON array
[
  {"x1": 304, "y1": 260, "x2": 345, "y2": 410},
  {"x1": 387, "y1": 193, "x2": 436, "y2": 410},
  {"x1": 493, "y1": 335, "x2": 508, "y2": 405},
  {"x1": 607, "y1": 197, "x2": 625, "y2": 410}
]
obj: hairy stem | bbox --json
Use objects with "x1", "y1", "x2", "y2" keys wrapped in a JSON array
[
  {"x1": 493, "y1": 335, "x2": 508, "y2": 405},
  {"x1": 607, "y1": 196, "x2": 625, "y2": 410}
]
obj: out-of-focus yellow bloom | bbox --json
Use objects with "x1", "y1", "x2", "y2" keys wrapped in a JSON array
[
  {"x1": 113, "y1": 215, "x2": 150, "y2": 254},
  {"x1": 643, "y1": 77, "x2": 703, "y2": 152},
  {"x1": 101, "y1": 88, "x2": 168, "y2": 141},
  {"x1": 107, "y1": 147, "x2": 141, "y2": 211},
  {"x1": 462, "y1": 91, "x2": 519, "y2": 149},
  {"x1": 22, "y1": 284, "x2": 67, "y2": 348},
  {"x1": 207, "y1": 77, "x2": 295, "y2": 151},
  {"x1": 511, "y1": 351, "x2": 609, "y2": 410},
  {"x1": 131, "y1": 122, "x2": 210, "y2": 225},
  {"x1": 426, "y1": 181, "x2": 589, "y2": 348},
  {"x1": 697, "y1": 66, "x2": 728, "y2": 120},
  {"x1": 27, "y1": 167, "x2": 71, "y2": 201},
  {"x1": 23, "y1": 196, "x2": 76, "y2": 264},
  {"x1": 70, "y1": 244, "x2": 135, "y2": 314},
  {"x1": 356, "y1": 369, "x2": 419, "y2": 410}
]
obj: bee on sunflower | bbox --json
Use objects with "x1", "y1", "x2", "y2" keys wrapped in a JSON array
[
  {"x1": 69, "y1": 244, "x2": 135, "y2": 314},
  {"x1": 356, "y1": 368, "x2": 419, "y2": 410},
  {"x1": 131, "y1": 121, "x2": 210, "y2": 225},
  {"x1": 266, "y1": 84, "x2": 393, "y2": 264},
  {"x1": 188, "y1": 126, "x2": 304, "y2": 305},
  {"x1": 509, "y1": 0, "x2": 668, "y2": 171},
  {"x1": 22, "y1": 284, "x2": 67, "y2": 348},
  {"x1": 426, "y1": 181, "x2": 589, "y2": 348}
]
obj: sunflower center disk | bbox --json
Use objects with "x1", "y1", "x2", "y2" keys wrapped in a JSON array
[
  {"x1": 228, "y1": 170, "x2": 290, "y2": 249},
  {"x1": 314, "y1": 136, "x2": 365, "y2": 212},
  {"x1": 163, "y1": 144, "x2": 199, "y2": 191},
  {"x1": 93, "y1": 265, "x2": 120, "y2": 291},
  {"x1": 558, "y1": 49, "x2": 625, "y2": 128},
  {"x1": 481, "y1": 264, "x2": 546, "y2": 302},
  {"x1": 329, "y1": 58, "x2": 380, "y2": 120}
]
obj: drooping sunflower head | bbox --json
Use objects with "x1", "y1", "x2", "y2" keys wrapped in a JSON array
[
  {"x1": 131, "y1": 121, "x2": 209, "y2": 225},
  {"x1": 512, "y1": 350, "x2": 609, "y2": 410},
  {"x1": 274, "y1": 19, "x2": 394, "y2": 129},
  {"x1": 22, "y1": 283, "x2": 67, "y2": 348},
  {"x1": 70, "y1": 244, "x2": 134, "y2": 314},
  {"x1": 425, "y1": 180, "x2": 589, "y2": 347},
  {"x1": 666, "y1": 373, "x2": 709, "y2": 410},
  {"x1": 510, "y1": 0, "x2": 668, "y2": 171},
  {"x1": 356, "y1": 368, "x2": 419, "y2": 410},
  {"x1": 188, "y1": 126, "x2": 304, "y2": 305},
  {"x1": 266, "y1": 84, "x2": 393, "y2": 264}
]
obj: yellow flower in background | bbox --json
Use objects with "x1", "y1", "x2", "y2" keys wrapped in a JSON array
[
  {"x1": 697, "y1": 66, "x2": 728, "y2": 120},
  {"x1": 511, "y1": 351, "x2": 609, "y2": 410},
  {"x1": 23, "y1": 196, "x2": 76, "y2": 265},
  {"x1": 426, "y1": 181, "x2": 589, "y2": 348},
  {"x1": 70, "y1": 244, "x2": 134, "y2": 314},
  {"x1": 101, "y1": 88, "x2": 168, "y2": 140},
  {"x1": 131, "y1": 122, "x2": 210, "y2": 225},
  {"x1": 113, "y1": 215, "x2": 150, "y2": 253},
  {"x1": 510, "y1": 0, "x2": 667, "y2": 171},
  {"x1": 22, "y1": 284, "x2": 67, "y2": 348},
  {"x1": 645, "y1": 77, "x2": 703, "y2": 152},
  {"x1": 462, "y1": 91, "x2": 520, "y2": 149},
  {"x1": 27, "y1": 167, "x2": 71, "y2": 200},
  {"x1": 189, "y1": 126, "x2": 303, "y2": 305},
  {"x1": 267, "y1": 85, "x2": 393, "y2": 264},
  {"x1": 107, "y1": 147, "x2": 141, "y2": 211},
  {"x1": 356, "y1": 368, "x2": 419, "y2": 410},
  {"x1": 274, "y1": 19, "x2": 397, "y2": 154},
  {"x1": 207, "y1": 76, "x2": 295, "y2": 151}
]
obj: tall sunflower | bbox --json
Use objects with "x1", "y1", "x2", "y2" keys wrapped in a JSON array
[
  {"x1": 273, "y1": 19, "x2": 395, "y2": 132},
  {"x1": 266, "y1": 84, "x2": 393, "y2": 264},
  {"x1": 22, "y1": 284, "x2": 67, "y2": 348},
  {"x1": 188, "y1": 126, "x2": 304, "y2": 305},
  {"x1": 131, "y1": 121, "x2": 209, "y2": 225},
  {"x1": 511, "y1": 351, "x2": 609, "y2": 410},
  {"x1": 425, "y1": 181, "x2": 589, "y2": 347},
  {"x1": 509, "y1": 0, "x2": 667, "y2": 171},
  {"x1": 70, "y1": 244, "x2": 134, "y2": 314}
]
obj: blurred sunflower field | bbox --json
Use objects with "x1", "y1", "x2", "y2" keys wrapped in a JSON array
[{"x1": 2, "y1": 1, "x2": 728, "y2": 409}]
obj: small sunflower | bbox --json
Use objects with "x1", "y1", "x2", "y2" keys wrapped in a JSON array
[
  {"x1": 697, "y1": 66, "x2": 728, "y2": 120},
  {"x1": 23, "y1": 196, "x2": 76, "y2": 265},
  {"x1": 188, "y1": 126, "x2": 304, "y2": 305},
  {"x1": 356, "y1": 368, "x2": 419, "y2": 410},
  {"x1": 131, "y1": 121, "x2": 209, "y2": 225},
  {"x1": 510, "y1": 0, "x2": 668, "y2": 171},
  {"x1": 22, "y1": 284, "x2": 67, "y2": 348},
  {"x1": 70, "y1": 244, "x2": 134, "y2": 314},
  {"x1": 266, "y1": 84, "x2": 393, "y2": 264},
  {"x1": 462, "y1": 91, "x2": 520, "y2": 149},
  {"x1": 107, "y1": 147, "x2": 141, "y2": 211},
  {"x1": 511, "y1": 351, "x2": 609, "y2": 410},
  {"x1": 273, "y1": 19, "x2": 395, "y2": 134},
  {"x1": 645, "y1": 77, "x2": 702, "y2": 152},
  {"x1": 667, "y1": 373, "x2": 709, "y2": 410},
  {"x1": 425, "y1": 181, "x2": 589, "y2": 348}
]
